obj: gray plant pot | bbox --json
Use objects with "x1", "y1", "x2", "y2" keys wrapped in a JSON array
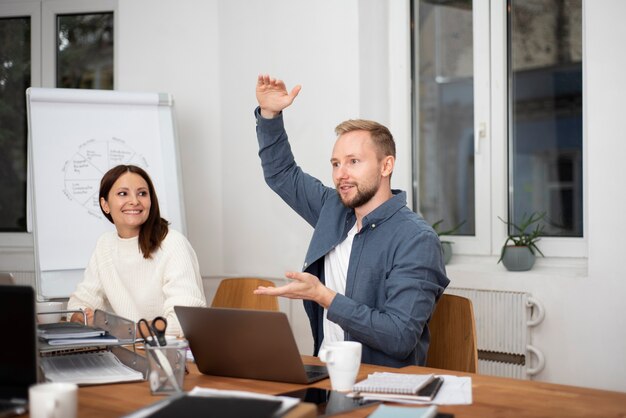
[
  {"x1": 441, "y1": 242, "x2": 452, "y2": 265},
  {"x1": 502, "y1": 246, "x2": 536, "y2": 271}
]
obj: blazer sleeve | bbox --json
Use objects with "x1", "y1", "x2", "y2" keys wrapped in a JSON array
[{"x1": 255, "y1": 107, "x2": 334, "y2": 228}]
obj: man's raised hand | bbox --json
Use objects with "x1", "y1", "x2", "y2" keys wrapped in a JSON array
[{"x1": 256, "y1": 74, "x2": 302, "y2": 119}]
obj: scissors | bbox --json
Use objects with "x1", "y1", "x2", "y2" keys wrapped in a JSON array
[
  {"x1": 138, "y1": 316, "x2": 168, "y2": 347},
  {"x1": 138, "y1": 316, "x2": 180, "y2": 393}
]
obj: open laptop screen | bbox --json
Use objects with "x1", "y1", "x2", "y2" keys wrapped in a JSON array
[
  {"x1": 0, "y1": 285, "x2": 38, "y2": 400},
  {"x1": 175, "y1": 306, "x2": 328, "y2": 384}
]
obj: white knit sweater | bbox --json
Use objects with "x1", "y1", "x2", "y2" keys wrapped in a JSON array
[{"x1": 67, "y1": 229, "x2": 206, "y2": 336}]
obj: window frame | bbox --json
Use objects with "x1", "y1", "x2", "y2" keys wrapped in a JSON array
[
  {"x1": 0, "y1": 0, "x2": 117, "y2": 262},
  {"x1": 410, "y1": 0, "x2": 587, "y2": 259},
  {"x1": 41, "y1": 0, "x2": 117, "y2": 88},
  {"x1": 0, "y1": 0, "x2": 40, "y2": 251}
]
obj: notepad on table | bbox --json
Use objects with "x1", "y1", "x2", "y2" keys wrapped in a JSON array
[
  {"x1": 353, "y1": 372, "x2": 435, "y2": 394},
  {"x1": 351, "y1": 372, "x2": 444, "y2": 403}
]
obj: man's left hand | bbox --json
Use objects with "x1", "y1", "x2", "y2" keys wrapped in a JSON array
[{"x1": 254, "y1": 271, "x2": 336, "y2": 308}]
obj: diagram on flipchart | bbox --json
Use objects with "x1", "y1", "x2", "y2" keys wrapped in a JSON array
[{"x1": 62, "y1": 137, "x2": 149, "y2": 219}]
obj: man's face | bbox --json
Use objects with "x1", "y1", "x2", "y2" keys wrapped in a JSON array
[{"x1": 331, "y1": 130, "x2": 384, "y2": 209}]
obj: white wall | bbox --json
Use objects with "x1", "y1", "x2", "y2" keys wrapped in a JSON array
[
  {"x1": 62, "y1": 0, "x2": 626, "y2": 392},
  {"x1": 117, "y1": 0, "x2": 224, "y2": 274},
  {"x1": 583, "y1": 0, "x2": 626, "y2": 391},
  {"x1": 217, "y1": 0, "x2": 360, "y2": 278}
]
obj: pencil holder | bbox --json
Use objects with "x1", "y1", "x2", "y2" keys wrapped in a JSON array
[{"x1": 146, "y1": 341, "x2": 187, "y2": 395}]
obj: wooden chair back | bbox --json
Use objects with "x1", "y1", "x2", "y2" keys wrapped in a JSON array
[
  {"x1": 211, "y1": 278, "x2": 279, "y2": 311},
  {"x1": 426, "y1": 294, "x2": 478, "y2": 373}
]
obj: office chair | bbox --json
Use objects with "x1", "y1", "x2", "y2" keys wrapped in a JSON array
[
  {"x1": 426, "y1": 294, "x2": 478, "y2": 373},
  {"x1": 211, "y1": 278, "x2": 279, "y2": 311}
]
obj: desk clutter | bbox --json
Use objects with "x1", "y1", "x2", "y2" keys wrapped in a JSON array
[
  {"x1": 32, "y1": 305, "x2": 471, "y2": 417},
  {"x1": 37, "y1": 309, "x2": 148, "y2": 386},
  {"x1": 123, "y1": 383, "x2": 460, "y2": 418},
  {"x1": 349, "y1": 372, "x2": 472, "y2": 406},
  {"x1": 5, "y1": 288, "x2": 625, "y2": 417}
]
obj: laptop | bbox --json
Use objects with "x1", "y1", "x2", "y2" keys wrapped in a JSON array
[
  {"x1": 174, "y1": 306, "x2": 328, "y2": 384},
  {"x1": 0, "y1": 285, "x2": 38, "y2": 417}
]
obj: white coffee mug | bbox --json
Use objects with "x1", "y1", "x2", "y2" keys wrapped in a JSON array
[
  {"x1": 29, "y1": 382, "x2": 78, "y2": 418},
  {"x1": 319, "y1": 341, "x2": 362, "y2": 392},
  {"x1": 36, "y1": 301, "x2": 64, "y2": 324}
]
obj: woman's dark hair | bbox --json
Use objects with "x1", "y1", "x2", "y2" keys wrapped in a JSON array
[{"x1": 99, "y1": 165, "x2": 169, "y2": 259}]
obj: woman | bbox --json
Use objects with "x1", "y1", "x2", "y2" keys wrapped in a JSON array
[{"x1": 67, "y1": 165, "x2": 206, "y2": 336}]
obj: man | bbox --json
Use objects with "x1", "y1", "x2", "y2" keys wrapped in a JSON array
[{"x1": 253, "y1": 74, "x2": 449, "y2": 367}]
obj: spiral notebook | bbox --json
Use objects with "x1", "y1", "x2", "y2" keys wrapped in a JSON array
[{"x1": 353, "y1": 372, "x2": 436, "y2": 394}]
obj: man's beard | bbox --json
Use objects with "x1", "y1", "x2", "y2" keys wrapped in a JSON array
[{"x1": 336, "y1": 181, "x2": 379, "y2": 209}]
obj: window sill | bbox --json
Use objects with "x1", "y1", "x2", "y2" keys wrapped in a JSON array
[
  {"x1": 0, "y1": 233, "x2": 34, "y2": 271},
  {"x1": 444, "y1": 254, "x2": 588, "y2": 292},
  {"x1": 0, "y1": 232, "x2": 33, "y2": 248}
]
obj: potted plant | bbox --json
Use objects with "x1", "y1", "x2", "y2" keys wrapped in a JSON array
[
  {"x1": 497, "y1": 212, "x2": 545, "y2": 271},
  {"x1": 432, "y1": 220, "x2": 465, "y2": 265}
]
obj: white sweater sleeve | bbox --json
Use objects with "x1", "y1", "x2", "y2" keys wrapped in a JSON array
[
  {"x1": 160, "y1": 231, "x2": 207, "y2": 336},
  {"x1": 66, "y1": 237, "x2": 107, "y2": 315}
]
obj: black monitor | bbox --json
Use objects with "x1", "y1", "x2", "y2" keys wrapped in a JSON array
[{"x1": 0, "y1": 285, "x2": 38, "y2": 401}]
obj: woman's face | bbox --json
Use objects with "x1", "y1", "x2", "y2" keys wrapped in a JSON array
[{"x1": 100, "y1": 172, "x2": 151, "y2": 238}]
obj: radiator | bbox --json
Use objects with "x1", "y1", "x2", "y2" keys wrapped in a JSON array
[{"x1": 445, "y1": 287, "x2": 545, "y2": 379}]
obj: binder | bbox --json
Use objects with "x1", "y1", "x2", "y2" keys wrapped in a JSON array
[{"x1": 39, "y1": 309, "x2": 148, "y2": 385}]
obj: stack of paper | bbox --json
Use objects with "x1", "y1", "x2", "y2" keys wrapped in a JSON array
[
  {"x1": 38, "y1": 322, "x2": 118, "y2": 346},
  {"x1": 41, "y1": 351, "x2": 143, "y2": 385}
]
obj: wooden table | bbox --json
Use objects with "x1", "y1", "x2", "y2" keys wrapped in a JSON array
[{"x1": 59, "y1": 355, "x2": 626, "y2": 417}]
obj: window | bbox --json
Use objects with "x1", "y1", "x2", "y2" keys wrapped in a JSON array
[
  {"x1": 414, "y1": 0, "x2": 476, "y2": 236},
  {"x1": 0, "y1": 0, "x2": 115, "y2": 239},
  {"x1": 0, "y1": 15, "x2": 31, "y2": 231},
  {"x1": 412, "y1": 0, "x2": 584, "y2": 257},
  {"x1": 508, "y1": 0, "x2": 583, "y2": 237},
  {"x1": 57, "y1": 12, "x2": 114, "y2": 89}
]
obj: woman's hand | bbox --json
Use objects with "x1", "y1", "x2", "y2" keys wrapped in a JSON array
[{"x1": 70, "y1": 308, "x2": 94, "y2": 325}]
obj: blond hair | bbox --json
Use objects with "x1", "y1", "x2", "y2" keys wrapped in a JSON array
[{"x1": 334, "y1": 119, "x2": 396, "y2": 160}]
